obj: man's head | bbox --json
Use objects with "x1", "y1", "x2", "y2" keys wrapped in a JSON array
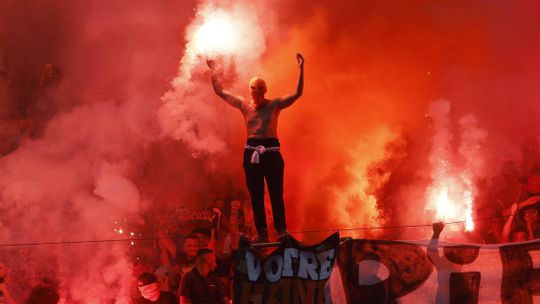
[
  {"x1": 137, "y1": 272, "x2": 160, "y2": 301},
  {"x1": 182, "y1": 234, "x2": 200, "y2": 259},
  {"x1": 196, "y1": 248, "x2": 217, "y2": 274},
  {"x1": 42, "y1": 63, "x2": 54, "y2": 78},
  {"x1": 249, "y1": 76, "x2": 267, "y2": 105},
  {"x1": 39, "y1": 62, "x2": 55, "y2": 86},
  {"x1": 511, "y1": 229, "x2": 529, "y2": 242},
  {"x1": 192, "y1": 228, "x2": 211, "y2": 248}
]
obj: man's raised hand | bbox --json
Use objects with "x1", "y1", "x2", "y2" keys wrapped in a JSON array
[
  {"x1": 296, "y1": 53, "x2": 304, "y2": 68},
  {"x1": 433, "y1": 222, "x2": 445, "y2": 235},
  {"x1": 511, "y1": 203, "x2": 520, "y2": 216},
  {"x1": 207, "y1": 59, "x2": 215, "y2": 70}
]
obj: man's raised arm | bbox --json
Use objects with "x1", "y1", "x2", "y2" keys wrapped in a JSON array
[
  {"x1": 277, "y1": 53, "x2": 304, "y2": 109},
  {"x1": 207, "y1": 60, "x2": 244, "y2": 109},
  {"x1": 427, "y1": 222, "x2": 453, "y2": 269}
]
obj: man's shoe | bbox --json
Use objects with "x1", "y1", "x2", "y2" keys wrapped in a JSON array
[{"x1": 277, "y1": 230, "x2": 288, "y2": 241}]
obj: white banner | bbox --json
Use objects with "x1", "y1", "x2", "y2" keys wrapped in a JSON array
[{"x1": 330, "y1": 239, "x2": 540, "y2": 304}]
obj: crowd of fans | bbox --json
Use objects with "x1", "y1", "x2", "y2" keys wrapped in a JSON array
[
  {"x1": 1, "y1": 143, "x2": 540, "y2": 302},
  {"x1": 126, "y1": 147, "x2": 540, "y2": 303},
  {"x1": 128, "y1": 198, "x2": 261, "y2": 304},
  {"x1": 474, "y1": 137, "x2": 540, "y2": 244}
]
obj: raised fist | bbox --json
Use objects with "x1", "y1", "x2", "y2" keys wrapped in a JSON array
[
  {"x1": 433, "y1": 222, "x2": 445, "y2": 235},
  {"x1": 511, "y1": 203, "x2": 520, "y2": 216},
  {"x1": 207, "y1": 59, "x2": 215, "y2": 70}
]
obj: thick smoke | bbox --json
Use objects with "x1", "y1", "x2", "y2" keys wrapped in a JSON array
[
  {"x1": 237, "y1": 0, "x2": 540, "y2": 240},
  {"x1": 0, "y1": 0, "x2": 209, "y2": 302},
  {"x1": 1, "y1": 0, "x2": 540, "y2": 300},
  {"x1": 159, "y1": 1, "x2": 267, "y2": 155}
]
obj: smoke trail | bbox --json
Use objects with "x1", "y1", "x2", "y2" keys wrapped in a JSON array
[
  {"x1": 423, "y1": 100, "x2": 488, "y2": 235},
  {"x1": 159, "y1": 1, "x2": 266, "y2": 155},
  {"x1": 425, "y1": 99, "x2": 454, "y2": 218},
  {"x1": 458, "y1": 114, "x2": 488, "y2": 231}
]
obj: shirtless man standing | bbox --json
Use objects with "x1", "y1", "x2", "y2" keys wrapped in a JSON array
[{"x1": 207, "y1": 54, "x2": 304, "y2": 242}]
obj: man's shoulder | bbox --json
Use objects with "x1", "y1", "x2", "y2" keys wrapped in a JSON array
[
  {"x1": 181, "y1": 268, "x2": 200, "y2": 282},
  {"x1": 268, "y1": 98, "x2": 281, "y2": 106}
]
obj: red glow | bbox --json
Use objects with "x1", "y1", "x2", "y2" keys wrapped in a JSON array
[{"x1": 1, "y1": 0, "x2": 540, "y2": 301}]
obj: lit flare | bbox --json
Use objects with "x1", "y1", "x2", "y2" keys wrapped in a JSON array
[{"x1": 191, "y1": 10, "x2": 238, "y2": 56}]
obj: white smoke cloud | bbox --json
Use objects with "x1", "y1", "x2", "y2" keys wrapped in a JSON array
[
  {"x1": 93, "y1": 161, "x2": 141, "y2": 214},
  {"x1": 0, "y1": 0, "x2": 271, "y2": 300},
  {"x1": 159, "y1": 1, "x2": 266, "y2": 155},
  {"x1": 0, "y1": 3, "x2": 185, "y2": 301},
  {"x1": 0, "y1": 103, "x2": 145, "y2": 301},
  {"x1": 424, "y1": 99, "x2": 488, "y2": 234}
]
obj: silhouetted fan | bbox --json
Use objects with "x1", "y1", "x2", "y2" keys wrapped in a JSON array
[{"x1": 26, "y1": 280, "x2": 59, "y2": 304}]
